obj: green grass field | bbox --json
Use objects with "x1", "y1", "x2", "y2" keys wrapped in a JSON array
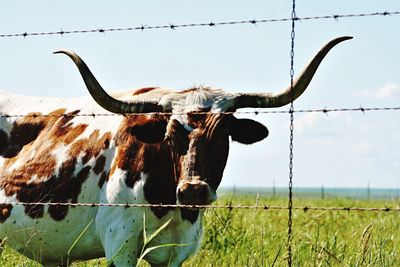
[{"x1": 1, "y1": 194, "x2": 399, "y2": 266}]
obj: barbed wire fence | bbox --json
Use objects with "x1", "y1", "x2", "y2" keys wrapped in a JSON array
[{"x1": 1, "y1": 5, "x2": 400, "y2": 266}]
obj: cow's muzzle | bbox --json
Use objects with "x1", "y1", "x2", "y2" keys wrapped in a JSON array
[{"x1": 177, "y1": 179, "x2": 215, "y2": 207}]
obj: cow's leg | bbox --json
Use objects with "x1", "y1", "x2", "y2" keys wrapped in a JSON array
[
  {"x1": 143, "y1": 212, "x2": 203, "y2": 267},
  {"x1": 96, "y1": 206, "x2": 141, "y2": 266},
  {"x1": 104, "y1": 234, "x2": 140, "y2": 267}
]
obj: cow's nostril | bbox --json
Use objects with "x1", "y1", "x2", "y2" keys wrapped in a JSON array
[
  {"x1": 177, "y1": 188, "x2": 185, "y2": 201},
  {"x1": 197, "y1": 185, "x2": 208, "y2": 200},
  {"x1": 178, "y1": 182, "x2": 211, "y2": 206}
]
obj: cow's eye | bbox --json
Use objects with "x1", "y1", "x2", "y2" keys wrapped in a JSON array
[{"x1": 165, "y1": 119, "x2": 190, "y2": 155}]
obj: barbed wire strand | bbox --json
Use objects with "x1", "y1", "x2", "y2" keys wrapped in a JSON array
[
  {"x1": 1, "y1": 106, "x2": 399, "y2": 119},
  {"x1": 1, "y1": 11, "x2": 399, "y2": 38},
  {"x1": 1, "y1": 201, "x2": 399, "y2": 212}
]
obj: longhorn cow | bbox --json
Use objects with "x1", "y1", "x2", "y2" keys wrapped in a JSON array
[{"x1": 0, "y1": 36, "x2": 351, "y2": 266}]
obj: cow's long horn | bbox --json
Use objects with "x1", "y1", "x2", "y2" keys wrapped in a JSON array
[
  {"x1": 233, "y1": 36, "x2": 353, "y2": 109},
  {"x1": 54, "y1": 50, "x2": 163, "y2": 114}
]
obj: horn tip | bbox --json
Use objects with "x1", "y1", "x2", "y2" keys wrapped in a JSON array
[
  {"x1": 338, "y1": 36, "x2": 353, "y2": 41},
  {"x1": 53, "y1": 49, "x2": 75, "y2": 56}
]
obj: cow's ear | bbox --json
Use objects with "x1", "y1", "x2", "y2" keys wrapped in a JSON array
[
  {"x1": 229, "y1": 117, "x2": 268, "y2": 144},
  {"x1": 130, "y1": 119, "x2": 167, "y2": 144}
]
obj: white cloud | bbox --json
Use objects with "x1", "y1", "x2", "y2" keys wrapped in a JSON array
[
  {"x1": 374, "y1": 83, "x2": 399, "y2": 98},
  {"x1": 294, "y1": 112, "x2": 346, "y2": 133},
  {"x1": 353, "y1": 83, "x2": 400, "y2": 100},
  {"x1": 294, "y1": 113, "x2": 319, "y2": 132}
]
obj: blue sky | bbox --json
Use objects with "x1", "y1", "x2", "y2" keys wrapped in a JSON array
[{"x1": 1, "y1": 1, "x2": 399, "y2": 188}]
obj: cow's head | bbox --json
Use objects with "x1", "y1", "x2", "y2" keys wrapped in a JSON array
[
  {"x1": 130, "y1": 100, "x2": 270, "y2": 206},
  {"x1": 55, "y1": 36, "x2": 351, "y2": 206},
  {"x1": 170, "y1": 111, "x2": 269, "y2": 206}
]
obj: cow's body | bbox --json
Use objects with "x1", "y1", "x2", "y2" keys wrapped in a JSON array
[
  {"x1": 0, "y1": 88, "x2": 211, "y2": 266},
  {"x1": 0, "y1": 36, "x2": 351, "y2": 266}
]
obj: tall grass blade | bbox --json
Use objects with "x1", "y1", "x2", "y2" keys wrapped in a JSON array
[
  {"x1": 136, "y1": 243, "x2": 193, "y2": 267},
  {"x1": 67, "y1": 218, "x2": 94, "y2": 266},
  {"x1": 146, "y1": 218, "x2": 173, "y2": 245}
]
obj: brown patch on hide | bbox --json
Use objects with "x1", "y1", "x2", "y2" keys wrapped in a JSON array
[
  {"x1": 68, "y1": 130, "x2": 111, "y2": 164},
  {"x1": 110, "y1": 114, "x2": 179, "y2": 218},
  {"x1": 0, "y1": 130, "x2": 9, "y2": 156},
  {"x1": 98, "y1": 171, "x2": 108, "y2": 188},
  {"x1": 180, "y1": 208, "x2": 199, "y2": 224},
  {"x1": 0, "y1": 108, "x2": 112, "y2": 220},
  {"x1": 0, "y1": 111, "x2": 48, "y2": 158},
  {"x1": 50, "y1": 110, "x2": 88, "y2": 145},
  {"x1": 0, "y1": 204, "x2": 12, "y2": 223},
  {"x1": 180, "y1": 87, "x2": 202, "y2": 94},
  {"x1": 94, "y1": 155, "x2": 106, "y2": 175},
  {"x1": 132, "y1": 87, "x2": 159, "y2": 96},
  {"x1": 129, "y1": 117, "x2": 167, "y2": 144},
  {"x1": 47, "y1": 164, "x2": 92, "y2": 221},
  {"x1": 0, "y1": 109, "x2": 88, "y2": 159}
]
